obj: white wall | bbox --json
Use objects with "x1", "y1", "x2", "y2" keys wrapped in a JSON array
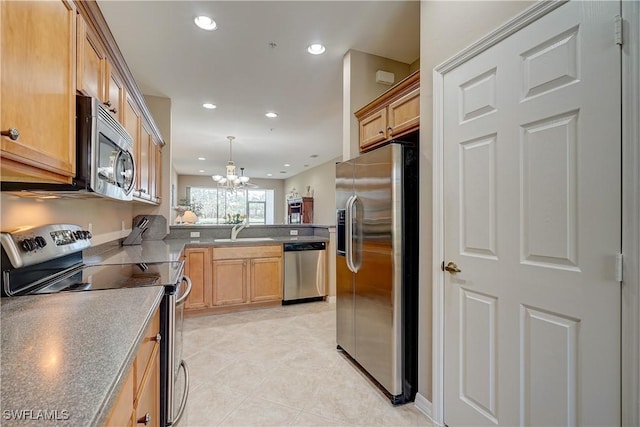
[
  {"x1": 417, "y1": 0, "x2": 534, "y2": 403},
  {"x1": 283, "y1": 157, "x2": 341, "y2": 226},
  {"x1": 342, "y1": 50, "x2": 413, "y2": 161},
  {"x1": 176, "y1": 175, "x2": 286, "y2": 224}
]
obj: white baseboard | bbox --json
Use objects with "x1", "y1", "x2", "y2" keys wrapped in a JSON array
[
  {"x1": 415, "y1": 393, "x2": 442, "y2": 426},
  {"x1": 326, "y1": 296, "x2": 336, "y2": 304}
]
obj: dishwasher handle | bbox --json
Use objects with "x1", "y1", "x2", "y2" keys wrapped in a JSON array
[{"x1": 283, "y1": 242, "x2": 326, "y2": 251}]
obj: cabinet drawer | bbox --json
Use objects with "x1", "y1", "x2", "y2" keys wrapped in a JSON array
[
  {"x1": 213, "y1": 245, "x2": 282, "y2": 260},
  {"x1": 135, "y1": 309, "x2": 160, "y2": 392}
]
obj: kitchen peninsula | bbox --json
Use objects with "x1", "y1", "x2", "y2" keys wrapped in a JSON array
[{"x1": 86, "y1": 224, "x2": 331, "y2": 316}]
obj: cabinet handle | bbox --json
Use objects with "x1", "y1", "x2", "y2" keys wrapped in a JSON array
[
  {"x1": 137, "y1": 413, "x2": 151, "y2": 425},
  {"x1": 109, "y1": 107, "x2": 118, "y2": 114},
  {"x1": 387, "y1": 126, "x2": 393, "y2": 132},
  {"x1": 153, "y1": 333, "x2": 162, "y2": 343},
  {"x1": 1, "y1": 128, "x2": 20, "y2": 140},
  {"x1": 103, "y1": 100, "x2": 112, "y2": 107},
  {"x1": 378, "y1": 130, "x2": 384, "y2": 135}
]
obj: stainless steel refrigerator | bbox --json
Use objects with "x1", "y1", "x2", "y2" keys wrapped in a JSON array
[{"x1": 335, "y1": 139, "x2": 419, "y2": 404}]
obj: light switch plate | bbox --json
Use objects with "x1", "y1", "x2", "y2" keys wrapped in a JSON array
[
  {"x1": 190, "y1": 231, "x2": 200, "y2": 238},
  {"x1": 290, "y1": 230, "x2": 298, "y2": 236}
]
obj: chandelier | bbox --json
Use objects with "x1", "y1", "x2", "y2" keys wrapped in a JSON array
[{"x1": 212, "y1": 136, "x2": 250, "y2": 189}]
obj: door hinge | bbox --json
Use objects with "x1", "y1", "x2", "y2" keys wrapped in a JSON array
[
  {"x1": 615, "y1": 253, "x2": 623, "y2": 282},
  {"x1": 614, "y1": 15, "x2": 623, "y2": 46}
]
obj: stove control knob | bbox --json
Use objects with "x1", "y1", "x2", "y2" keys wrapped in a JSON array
[
  {"x1": 84, "y1": 231, "x2": 92, "y2": 239},
  {"x1": 74, "y1": 230, "x2": 83, "y2": 240},
  {"x1": 34, "y1": 236, "x2": 47, "y2": 248},
  {"x1": 20, "y1": 238, "x2": 37, "y2": 252}
]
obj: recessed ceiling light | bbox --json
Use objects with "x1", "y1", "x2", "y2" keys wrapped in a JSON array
[
  {"x1": 267, "y1": 173, "x2": 273, "y2": 177},
  {"x1": 198, "y1": 157, "x2": 206, "y2": 161},
  {"x1": 280, "y1": 171, "x2": 287, "y2": 174},
  {"x1": 194, "y1": 16, "x2": 217, "y2": 31},
  {"x1": 265, "y1": 112, "x2": 278, "y2": 118},
  {"x1": 307, "y1": 43, "x2": 326, "y2": 55},
  {"x1": 203, "y1": 103, "x2": 217, "y2": 109},
  {"x1": 199, "y1": 170, "x2": 205, "y2": 173},
  {"x1": 283, "y1": 163, "x2": 290, "y2": 167}
]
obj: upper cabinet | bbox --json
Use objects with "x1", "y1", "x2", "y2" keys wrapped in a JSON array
[
  {"x1": 0, "y1": 0, "x2": 76, "y2": 183},
  {"x1": 355, "y1": 70, "x2": 420, "y2": 153},
  {"x1": 76, "y1": 12, "x2": 106, "y2": 101},
  {"x1": 1, "y1": 0, "x2": 164, "y2": 204}
]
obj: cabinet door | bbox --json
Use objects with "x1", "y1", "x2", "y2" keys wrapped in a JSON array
[
  {"x1": 359, "y1": 108, "x2": 387, "y2": 151},
  {"x1": 106, "y1": 366, "x2": 134, "y2": 427},
  {"x1": 184, "y1": 248, "x2": 211, "y2": 310},
  {"x1": 150, "y1": 136, "x2": 162, "y2": 203},
  {"x1": 212, "y1": 259, "x2": 248, "y2": 306},
  {"x1": 135, "y1": 345, "x2": 160, "y2": 427},
  {"x1": 105, "y1": 60, "x2": 124, "y2": 123},
  {"x1": 302, "y1": 199, "x2": 314, "y2": 224},
  {"x1": 123, "y1": 93, "x2": 141, "y2": 165},
  {"x1": 250, "y1": 257, "x2": 282, "y2": 302},
  {"x1": 387, "y1": 87, "x2": 419, "y2": 138},
  {"x1": 136, "y1": 124, "x2": 151, "y2": 199},
  {"x1": 76, "y1": 13, "x2": 105, "y2": 100},
  {"x1": 0, "y1": 0, "x2": 76, "y2": 183}
]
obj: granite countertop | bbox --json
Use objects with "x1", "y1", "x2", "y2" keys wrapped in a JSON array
[
  {"x1": 0, "y1": 286, "x2": 164, "y2": 426},
  {"x1": 85, "y1": 236, "x2": 329, "y2": 265}
]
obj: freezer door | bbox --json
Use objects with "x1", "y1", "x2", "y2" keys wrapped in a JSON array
[
  {"x1": 335, "y1": 160, "x2": 355, "y2": 356},
  {"x1": 353, "y1": 144, "x2": 403, "y2": 396}
]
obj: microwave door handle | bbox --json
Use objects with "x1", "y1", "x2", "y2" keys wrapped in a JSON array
[
  {"x1": 111, "y1": 149, "x2": 123, "y2": 187},
  {"x1": 121, "y1": 150, "x2": 135, "y2": 194}
]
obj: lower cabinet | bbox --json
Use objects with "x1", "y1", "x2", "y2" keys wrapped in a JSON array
[
  {"x1": 184, "y1": 244, "x2": 283, "y2": 315},
  {"x1": 183, "y1": 247, "x2": 211, "y2": 310},
  {"x1": 106, "y1": 308, "x2": 160, "y2": 427}
]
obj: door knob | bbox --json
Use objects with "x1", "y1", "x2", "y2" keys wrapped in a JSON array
[
  {"x1": 1, "y1": 128, "x2": 20, "y2": 140},
  {"x1": 443, "y1": 261, "x2": 461, "y2": 274}
]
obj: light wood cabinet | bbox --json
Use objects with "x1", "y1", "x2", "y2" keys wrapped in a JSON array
[
  {"x1": 136, "y1": 124, "x2": 152, "y2": 200},
  {"x1": 151, "y1": 135, "x2": 162, "y2": 204},
  {"x1": 104, "y1": 60, "x2": 125, "y2": 123},
  {"x1": 185, "y1": 244, "x2": 283, "y2": 316},
  {"x1": 250, "y1": 257, "x2": 283, "y2": 302},
  {"x1": 0, "y1": 0, "x2": 76, "y2": 184},
  {"x1": 184, "y1": 248, "x2": 212, "y2": 310},
  {"x1": 76, "y1": 12, "x2": 106, "y2": 101},
  {"x1": 355, "y1": 70, "x2": 420, "y2": 153},
  {"x1": 359, "y1": 108, "x2": 388, "y2": 149},
  {"x1": 212, "y1": 259, "x2": 248, "y2": 306},
  {"x1": 106, "y1": 308, "x2": 160, "y2": 427},
  {"x1": 387, "y1": 87, "x2": 420, "y2": 138}
]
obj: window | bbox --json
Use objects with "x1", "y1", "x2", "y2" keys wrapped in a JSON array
[{"x1": 187, "y1": 187, "x2": 275, "y2": 224}]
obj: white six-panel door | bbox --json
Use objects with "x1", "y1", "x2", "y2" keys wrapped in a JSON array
[{"x1": 443, "y1": 2, "x2": 621, "y2": 425}]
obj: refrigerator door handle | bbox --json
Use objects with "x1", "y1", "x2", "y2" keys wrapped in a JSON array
[{"x1": 345, "y1": 195, "x2": 359, "y2": 273}]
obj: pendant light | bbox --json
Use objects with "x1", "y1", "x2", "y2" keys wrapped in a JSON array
[{"x1": 212, "y1": 136, "x2": 250, "y2": 189}]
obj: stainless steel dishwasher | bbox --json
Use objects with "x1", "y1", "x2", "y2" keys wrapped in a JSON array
[{"x1": 283, "y1": 241, "x2": 327, "y2": 304}]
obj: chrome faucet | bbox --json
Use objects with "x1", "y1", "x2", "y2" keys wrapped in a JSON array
[{"x1": 230, "y1": 221, "x2": 249, "y2": 240}]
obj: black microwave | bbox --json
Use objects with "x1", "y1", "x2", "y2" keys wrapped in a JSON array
[{"x1": 1, "y1": 95, "x2": 136, "y2": 201}]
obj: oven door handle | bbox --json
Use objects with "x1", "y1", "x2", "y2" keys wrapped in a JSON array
[
  {"x1": 171, "y1": 360, "x2": 190, "y2": 426},
  {"x1": 176, "y1": 275, "x2": 192, "y2": 306}
]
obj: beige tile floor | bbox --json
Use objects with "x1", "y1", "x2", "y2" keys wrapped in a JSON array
[{"x1": 180, "y1": 302, "x2": 434, "y2": 427}]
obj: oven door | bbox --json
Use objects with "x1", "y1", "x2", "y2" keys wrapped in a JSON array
[{"x1": 168, "y1": 275, "x2": 191, "y2": 426}]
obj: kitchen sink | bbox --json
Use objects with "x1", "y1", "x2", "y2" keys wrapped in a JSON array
[{"x1": 214, "y1": 237, "x2": 275, "y2": 242}]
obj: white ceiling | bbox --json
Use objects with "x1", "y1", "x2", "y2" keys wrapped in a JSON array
[{"x1": 98, "y1": 1, "x2": 420, "y2": 180}]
